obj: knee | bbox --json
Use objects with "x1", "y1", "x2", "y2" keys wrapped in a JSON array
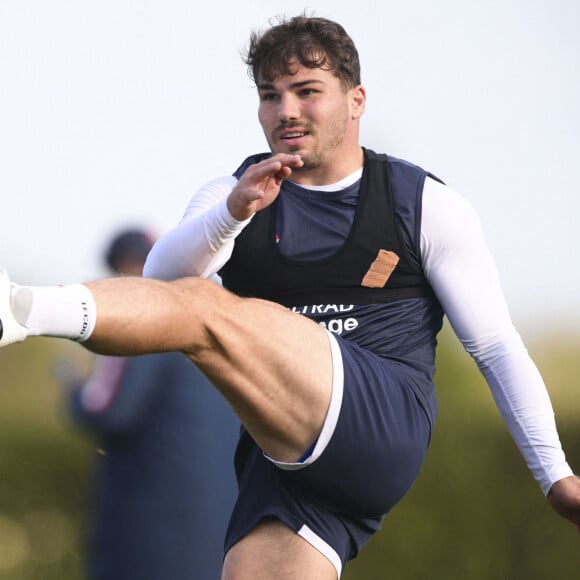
[
  {"x1": 172, "y1": 276, "x2": 234, "y2": 306},
  {"x1": 169, "y1": 276, "x2": 241, "y2": 339}
]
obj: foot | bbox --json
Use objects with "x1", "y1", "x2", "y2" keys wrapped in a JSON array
[{"x1": 0, "y1": 269, "x2": 29, "y2": 347}]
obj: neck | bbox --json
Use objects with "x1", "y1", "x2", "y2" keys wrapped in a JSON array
[{"x1": 290, "y1": 146, "x2": 364, "y2": 186}]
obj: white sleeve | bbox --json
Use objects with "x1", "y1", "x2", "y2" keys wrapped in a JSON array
[
  {"x1": 421, "y1": 176, "x2": 573, "y2": 495},
  {"x1": 143, "y1": 176, "x2": 252, "y2": 280}
]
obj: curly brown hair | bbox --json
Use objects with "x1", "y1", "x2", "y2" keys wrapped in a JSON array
[{"x1": 243, "y1": 15, "x2": 361, "y2": 90}]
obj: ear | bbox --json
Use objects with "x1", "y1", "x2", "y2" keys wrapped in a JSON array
[{"x1": 350, "y1": 85, "x2": 366, "y2": 120}]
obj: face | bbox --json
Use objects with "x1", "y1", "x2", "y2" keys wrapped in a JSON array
[{"x1": 257, "y1": 63, "x2": 365, "y2": 181}]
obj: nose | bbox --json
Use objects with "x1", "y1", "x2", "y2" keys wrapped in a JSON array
[{"x1": 278, "y1": 94, "x2": 299, "y2": 122}]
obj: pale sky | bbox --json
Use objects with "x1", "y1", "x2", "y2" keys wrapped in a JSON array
[{"x1": 1, "y1": 0, "x2": 579, "y2": 335}]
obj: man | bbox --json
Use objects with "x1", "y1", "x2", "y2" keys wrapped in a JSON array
[
  {"x1": 63, "y1": 229, "x2": 238, "y2": 580},
  {"x1": 1, "y1": 15, "x2": 579, "y2": 580}
]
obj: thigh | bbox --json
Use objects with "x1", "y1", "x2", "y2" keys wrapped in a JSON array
[
  {"x1": 88, "y1": 276, "x2": 334, "y2": 464},
  {"x1": 224, "y1": 338, "x2": 432, "y2": 573},
  {"x1": 222, "y1": 517, "x2": 337, "y2": 580},
  {"x1": 180, "y1": 281, "x2": 334, "y2": 464}
]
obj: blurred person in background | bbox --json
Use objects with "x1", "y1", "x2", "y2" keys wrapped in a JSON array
[{"x1": 63, "y1": 229, "x2": 239, "y2": 580}]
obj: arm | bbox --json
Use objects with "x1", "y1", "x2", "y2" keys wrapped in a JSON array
[
  {"x1": 143, "y1": 176, "x2": 248, "y2": 280},
  {"x1": 420, "y1": 177, "x2": 577, "y2": 502},
  {"x1": 143, "y1": 154, "x2": 303, "y2": 281}
]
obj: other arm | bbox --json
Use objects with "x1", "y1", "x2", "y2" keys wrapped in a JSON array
[{"x1": 420, "y1": 177, "x2": 580, "y2": 528}]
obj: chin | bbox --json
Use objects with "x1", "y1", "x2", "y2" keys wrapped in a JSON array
[{"x1": 279, "y1": 144, "x2": 303, "y2": 155}]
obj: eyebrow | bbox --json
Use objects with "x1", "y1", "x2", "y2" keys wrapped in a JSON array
[{"x1": 257, "y1": 79, "x2": 326, "y2": 91}]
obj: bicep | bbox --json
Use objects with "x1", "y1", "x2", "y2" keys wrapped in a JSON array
[{"x1": 421, "y1": 179, "x2": 513, "y2": 341}]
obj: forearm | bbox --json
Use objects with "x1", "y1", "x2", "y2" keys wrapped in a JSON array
[
  {"x1": 464, "y1": 329, "x2": 573, "y2": 495},
  {"x1": 143, "y1": 176, "x2": 250, "y2": 280}
]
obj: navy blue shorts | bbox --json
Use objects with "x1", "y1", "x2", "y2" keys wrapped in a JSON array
[{"x1": 224, "y1": 332, "x2": 433, "y2": 576}]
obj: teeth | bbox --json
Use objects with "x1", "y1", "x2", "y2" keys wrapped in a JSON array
[{"x1": 284, "y1": 132, "x2": 304, "y2": 138}]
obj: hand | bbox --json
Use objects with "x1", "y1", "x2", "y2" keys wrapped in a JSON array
[
  {"x1": 547, "y1": 475, "x2": 580, "y2": 532},
  {"x1": 227, "y1": 154, "x2": 303, "y2": 221}
]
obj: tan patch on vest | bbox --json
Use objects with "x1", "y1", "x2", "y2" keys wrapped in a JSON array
[{"x1": 361, "y1": 250, "x2": 400, "y2": 288}]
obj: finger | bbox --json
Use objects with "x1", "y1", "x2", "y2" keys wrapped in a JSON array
[
  {"x1": 239, "y1": 188, "x2": 265, "y2": 203},
  {"x1": 269, "y1": 153, "x2": 303, "y2": 167},
  {"x1": 274, "y1": 167, "x2": 293, "y2": 183},
  {"x1": 251, "y1": 155, "x2": 302, "y2": 180},
  {"x1": 243, "y1": 161, "x2": 284, "y2": 185}
]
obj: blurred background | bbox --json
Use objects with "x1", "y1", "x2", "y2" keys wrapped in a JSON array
[
  {"x1": 1, "y1": 328, "x2": 579, "y2": 579},
  {"x1": 1, "y1": 0, "x2": 579, "y2": 578}
]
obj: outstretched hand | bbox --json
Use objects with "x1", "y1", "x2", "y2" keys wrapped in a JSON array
[
  {"x1": 547, "y1": 475, "x2": 580, "y2": 532},
  {"x1": 227, "y1": 153, "x2": 303, "y2": 221}
]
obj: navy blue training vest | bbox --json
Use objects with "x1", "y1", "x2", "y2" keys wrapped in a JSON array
[{"x1": 220, "y1": 148, "x2": 435, "y2": 307}]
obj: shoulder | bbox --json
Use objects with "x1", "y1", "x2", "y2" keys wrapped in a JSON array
[
  {"x1": 421, "y1": 177, "x2": 484, "y2": 249},
  {"x1": 364, "y1": 148, "x2": 444, "y2": 185},
  {"x1": 423, "y1": 176, "x2": 479, "y2": 219},
  {"x1": 364, "y1": 148, "x2": 425, "y2": 172}
]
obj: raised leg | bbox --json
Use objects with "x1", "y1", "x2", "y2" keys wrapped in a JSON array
[{"x1": 85, "y1": 276, "x2": 333, "y2": 463}]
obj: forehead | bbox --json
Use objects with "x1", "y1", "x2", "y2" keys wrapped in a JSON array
[{"x1": 257, "y1": 63, "x2": 341, "y2": 90}]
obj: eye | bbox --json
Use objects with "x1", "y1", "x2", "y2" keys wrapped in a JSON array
[{"x1": 259, "y1": 92, "x2": 279, "y2": 103}]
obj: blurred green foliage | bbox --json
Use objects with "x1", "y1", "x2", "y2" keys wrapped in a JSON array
[
  {"x1": 0, "y1": 325, "x2": 578, "y2": 579},
  {"x1": 0, "y1": 339, "x2": 92, "y2": 580},
  {"x1": 343, "y1": 325, "x2": 580, "y2": 580}
]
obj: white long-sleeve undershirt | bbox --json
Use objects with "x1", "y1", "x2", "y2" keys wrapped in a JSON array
[
  {"x1": 421, "y1": 179, "x2": 572, "y2": 494},
  {"x1": 143, "y1": 174, "x2": 573, "y2": 495},
  {"x1": 144, "y1": 176, "x2": 245, "y2": 280}
]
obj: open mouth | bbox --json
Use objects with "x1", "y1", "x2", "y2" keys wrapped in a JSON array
[{"x1": 281, "y1": 131, "x2": 307, "y2": 140}]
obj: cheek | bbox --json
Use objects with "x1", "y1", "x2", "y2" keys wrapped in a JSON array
[
  {"x1": 258, "y1": 106, "x2": 275, "y2": 130},
  {"x1": 315, "y1": 101, "x2": 344, "y2": 122}
]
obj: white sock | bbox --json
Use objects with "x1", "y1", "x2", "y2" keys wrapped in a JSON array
[{"x1": 10, "y1": 284, "x2": 97, "y2": 342}]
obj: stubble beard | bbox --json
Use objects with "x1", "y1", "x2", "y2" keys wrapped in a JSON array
[
  {"x1": 264, "y1": 103, "x2": 351, "y2": 172},
  {"x1": 271, "y1": 119, "x2": 350, "y2": 173}
]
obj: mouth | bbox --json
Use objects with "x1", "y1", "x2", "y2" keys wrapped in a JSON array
[
  {"x1": 277, "y1": 128, "x2": 310, "y2": 148},
  {"x1": 281, "y1": 130, "x2": 307, "y2": 140}
]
